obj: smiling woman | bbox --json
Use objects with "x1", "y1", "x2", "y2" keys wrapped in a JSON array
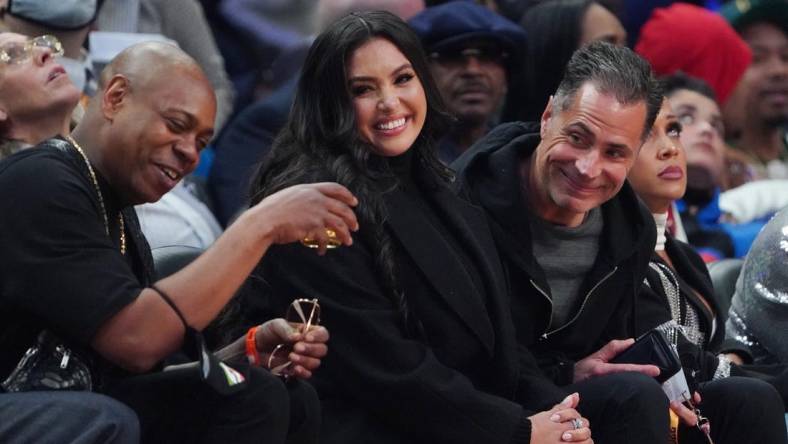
[
  {"x1": 0, "y1": 32, "x2": 80, "y2": 159},
  {"x1": 347, "y1": 37, "x2": 427, "y2": 157},
  {"x1": 242, "y1": 10, "x2": 593, "y2": 444}
]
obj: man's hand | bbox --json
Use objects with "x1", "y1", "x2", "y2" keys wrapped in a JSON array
[
  {"x1": 572, "y1": 339, "x2": 661, "y2": 383},
  {"x1": 529, "y1": 393, "x2": 593, "y2": 443},
  {"x1": 254, "y1": 182, "x2": 359, "y2": 254},
  {"x1": 256, "y1": 319, "x2": 329, "y2": 379}
]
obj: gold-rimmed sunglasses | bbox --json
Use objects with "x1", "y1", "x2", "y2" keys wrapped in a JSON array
[
  {"x1": 268, "y1": 298, "x2": 321, "y2": 377},
  {"x1": 0, "y1": 35, "x2": 64, "y2": 65}
]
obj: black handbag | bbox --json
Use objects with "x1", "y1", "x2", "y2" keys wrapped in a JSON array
[{"x1": 1, "y1": 330, "x2": 93, "y2": 392}]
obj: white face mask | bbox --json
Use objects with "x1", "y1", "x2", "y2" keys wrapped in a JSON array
[{"x1": 6, "y1": 0, "x2": 97, "y2": 30}]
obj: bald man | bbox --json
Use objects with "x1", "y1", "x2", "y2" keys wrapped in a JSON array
[{"x1": 0, "y1": 42, "x2": 358, "y2": 443}]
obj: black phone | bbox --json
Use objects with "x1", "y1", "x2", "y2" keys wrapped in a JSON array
[{"x1": 610, "y1": 329, "x2": 681, "y2": 384}]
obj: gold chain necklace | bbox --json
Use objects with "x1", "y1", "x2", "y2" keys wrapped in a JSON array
[{"x1": 64, "y1": 135, "x2": 126, "y2": 255}]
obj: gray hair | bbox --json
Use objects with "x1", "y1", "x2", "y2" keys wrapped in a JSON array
[{"x1": 553, "y1": 41, "x2": 662, "y2": 141}]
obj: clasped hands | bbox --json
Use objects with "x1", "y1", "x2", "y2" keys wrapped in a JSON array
[{"x1": 529, "y1": 393, "x2": 592, "y2": 443}]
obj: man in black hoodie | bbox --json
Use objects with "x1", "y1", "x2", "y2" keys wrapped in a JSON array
[{"x1": 453, "y1": 42, "x2": 679, "y2": 443}]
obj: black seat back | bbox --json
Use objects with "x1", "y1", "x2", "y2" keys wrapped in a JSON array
[
  {"x1": 707, "y1": 258, "x2": 744, "y2": 321},
  {"x1": 152, "y1": 245, "x2": 204, "y2": 280}
]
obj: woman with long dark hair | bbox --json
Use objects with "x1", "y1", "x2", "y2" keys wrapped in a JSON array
[
  {"x1": 503, "y1": 0, "x2": 625, "y2": 123},
  {"x1": 242, "y1": 10, "x2": 592, "y2": 444}
]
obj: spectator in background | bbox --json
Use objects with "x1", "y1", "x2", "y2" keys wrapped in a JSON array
[
  {"x1": 635, "y1": 2, "x2": 752, "y2": 107},
  {"x1": 634, "y1": 2, "x2": 757, "y2": 192},
  {"x1": 409, "y1": 1, "x2": 526, "y2": 163},
  {"x1": 97, "y1": 0, "x2": 235, "y2": 131},
  {"x1": 502, "y1": 0, "x2": 626, "y2": 123},
  {"x1": 661, "y1": 73, "x2": 766, "y2": 261},
  {"x1": 721, "y1": 0, "x2": 788, "y2": 183},
  {"x1": 0, "y1": 32, "x2": 80, "y2": 159},
  {"x1": 208, "y1": 0, "x2": 425, "y2": 225},
  {"x1": 0, "y1": 0, "x2": 99, "y2": 100}
]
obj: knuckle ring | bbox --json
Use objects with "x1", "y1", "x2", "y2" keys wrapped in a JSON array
[{"x1": 571, "y1": 418, "x2": 583, "y2": 430}]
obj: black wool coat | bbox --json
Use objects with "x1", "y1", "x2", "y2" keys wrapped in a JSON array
[{"x1": 240, "y1": 166, "x2": 566, "y2": 444}]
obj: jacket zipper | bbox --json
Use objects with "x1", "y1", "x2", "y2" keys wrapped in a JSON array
[{"x1": 535, "y1": 266, "x2": 619, "y2": 340}]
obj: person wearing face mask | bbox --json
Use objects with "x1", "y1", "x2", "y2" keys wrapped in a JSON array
[{"x1": 0, "y1": 0, "x2": 99, "y2": 98}]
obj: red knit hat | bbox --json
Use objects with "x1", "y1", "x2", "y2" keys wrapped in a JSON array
[{"x1": 635, "y1": 3, "x2": 752, "y2": 104}]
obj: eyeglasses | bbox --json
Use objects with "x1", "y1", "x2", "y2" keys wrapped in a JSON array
[
  {"x1": 0, "y1": 35, "x2": 64, "y2": 66},
  {"x1": 429, "y1": 45, "x2": 509, "y2": 67},
  {"x1": 268, "y1": 298, "x2": 321, "y2": 377}
]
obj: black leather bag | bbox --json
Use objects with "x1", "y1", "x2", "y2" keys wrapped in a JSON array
[
  {"x1": 611, "y1": 329, "x2": 682, "y2": 384},
  {"x1": 1, "y1": 330, "x2": 93, "y2": 392}
]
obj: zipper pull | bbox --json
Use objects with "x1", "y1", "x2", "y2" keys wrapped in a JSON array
[
  {"x1": 59, "y1": 348, "x2": 71, "y2": 369},
  {"x1": 17, "y1": 347, "x2": 37, "y2": 368}
]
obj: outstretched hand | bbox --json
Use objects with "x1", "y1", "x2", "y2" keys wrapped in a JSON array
[
  {"x1": 572, "y1": 339, "x2": 661, "y2": 383},
  {"x1": 529, "y1": 393, "x2": 593, "y2": 444},
  {"x1": 255, "y1": 318, "x2": 329, "y2": 379},
  {"x1": 255, "y1": 182, "x2": 359, "y2": 254}
]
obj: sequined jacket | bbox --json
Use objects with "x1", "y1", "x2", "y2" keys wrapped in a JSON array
[
  {"x1": 637, "y1": 236, "x2": 752, "y2": 387},
  {"x1": 727, "y1": 206, "x2": 788, "y2": 365}
]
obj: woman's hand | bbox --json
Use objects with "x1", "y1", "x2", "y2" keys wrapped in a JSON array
[
  {"x1": 256, "y1": 318, "x2": 330, "y2": 379},
  {"x1": 529, "y1": 393, "x2": 593, "y2": 444},
  {"x1": 669, "y1": 392, "x2": 701, "y2": 426}
]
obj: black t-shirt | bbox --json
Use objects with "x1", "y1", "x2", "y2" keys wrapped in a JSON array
[{"x1": 0, "y1": 139, "x2": 147, "y2": 380}]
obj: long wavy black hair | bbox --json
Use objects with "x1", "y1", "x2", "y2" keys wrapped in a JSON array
[
  {"x1": 249, "y1": 10, "x2": 452, "y2": 330},
  {"x1": 502, "y1": 0, "x2": 593, "y2": 123}
]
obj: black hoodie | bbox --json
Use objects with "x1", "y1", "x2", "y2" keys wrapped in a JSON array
[{"x1": 452, "y1": 122, "x2": 657, "y2": 385}]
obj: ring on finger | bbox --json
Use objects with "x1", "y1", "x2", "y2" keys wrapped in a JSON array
[
  {"x1": 301, "y1": 228, "x2": 341, "y2": 249},
  {"x1": 571, "y1": 418, "x2": 583, "y2": 430}
]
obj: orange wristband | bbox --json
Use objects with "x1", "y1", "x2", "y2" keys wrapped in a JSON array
[{"x1": 245, "y1": 326, "x2": 261, "y2": 366}]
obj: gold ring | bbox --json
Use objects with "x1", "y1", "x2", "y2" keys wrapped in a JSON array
[{"x1": 301, "y1": 228, "x2": 341, "y2": 249}]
